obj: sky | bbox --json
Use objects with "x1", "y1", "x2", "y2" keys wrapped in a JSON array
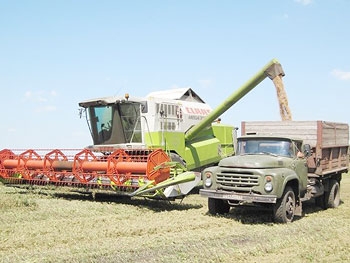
[{"x1": 1, "y1": 0, "x2": 349, "y2": 149}]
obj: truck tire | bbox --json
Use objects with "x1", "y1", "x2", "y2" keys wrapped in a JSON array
[
  {"x1": 273, "y1": 186, "x2": 295, "y2": 223},
  {"x1": 325, "y1": 179, "x2": 340, "y2": 209},
  {"x1": 208, "y1": 198, "x2": 230, "y2": 215},
  {"x1": 315, "y1": 194, "x2": 326, "y2": 209},
  {"x1": 316, "y1": 179, "x2": 340, "y2": 209}
]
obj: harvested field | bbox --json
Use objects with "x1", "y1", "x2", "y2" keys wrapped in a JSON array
[{"x1": 1, "y1": 175, "x2": 350, "y2": 263}]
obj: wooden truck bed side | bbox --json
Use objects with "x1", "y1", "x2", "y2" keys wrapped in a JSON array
[{"x1": 241, "y1": 121, "x2": 349, "y2": 176}]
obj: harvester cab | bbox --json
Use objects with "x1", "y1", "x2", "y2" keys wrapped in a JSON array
[
  {"x1": 78, "y1": 88, "x2": 212, "y2": 152},
  {"x1": 0, "y1": 59, "x2": 288, "y2": 200}
]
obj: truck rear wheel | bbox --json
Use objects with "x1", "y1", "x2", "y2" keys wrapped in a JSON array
[
  {"x1": 273, "y1": 186, "x2": 295, "y2": 223},
  {"x1": 316, "y1": 179, "x2": 340, "y2": 209},
  {"x1": 325, "y1": 179, "x2": 340, "y2": 208},
  {"x1": 208, "y1": 198, "x2": 230, "y2": 215}
]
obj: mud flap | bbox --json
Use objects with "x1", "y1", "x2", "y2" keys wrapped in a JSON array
[{"x1": 295, "y1": 201, "x2": 302, "y2": 216}]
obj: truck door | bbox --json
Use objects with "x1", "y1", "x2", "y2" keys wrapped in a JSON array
[{"x1": 291, "y1": 141, "x2": 308, "y2": 192}]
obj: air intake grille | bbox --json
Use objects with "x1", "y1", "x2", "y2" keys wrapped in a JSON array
[{"x1": 217, "y1": 168, "x2": 259, "y2": 191}]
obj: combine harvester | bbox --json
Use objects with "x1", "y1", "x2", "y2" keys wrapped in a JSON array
[{"x1": 0, "y1": 59, "x2": 289, "y2": 199}]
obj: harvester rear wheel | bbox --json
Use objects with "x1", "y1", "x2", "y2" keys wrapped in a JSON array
[{"x1": 208, "y1": 198, "x2": 230, "y2": 215}]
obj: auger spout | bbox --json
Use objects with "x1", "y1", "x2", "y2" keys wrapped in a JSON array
[{"x1": 184, "y1": 58, "x2": 284, "y2": 141}]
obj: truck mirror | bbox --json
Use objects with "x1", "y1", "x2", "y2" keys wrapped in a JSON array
[{"x1": 303, "y1": 144, "x2": 311, "y2": 157}]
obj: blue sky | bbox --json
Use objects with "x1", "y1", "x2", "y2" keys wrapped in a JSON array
[{"x1": 1, "y1": 0, "x2": 349, "y2": 149}]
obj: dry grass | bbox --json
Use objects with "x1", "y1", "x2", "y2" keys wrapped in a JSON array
[{"x1": 1, "y1": 175, "x2": 350, "y2": 263}]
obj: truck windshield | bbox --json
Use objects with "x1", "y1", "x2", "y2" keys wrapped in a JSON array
[
  {"x1": 87, "y1": 102, "x2": 142, "y2": 145},
  {"x1": 237, "y1": 138, "x2": 294, "y2": 157}
]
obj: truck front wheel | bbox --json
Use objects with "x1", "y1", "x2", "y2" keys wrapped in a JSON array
[
  {"x1": 273, "y1": 186, "x2": 295, "y2": 223},
  {"x1": 208, "y1": 198, "x2": 230, "y2": 215}
]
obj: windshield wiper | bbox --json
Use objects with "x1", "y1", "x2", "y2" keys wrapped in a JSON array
[{"x1": 258, "y1": 151, "x2": 278, "y2": 157}]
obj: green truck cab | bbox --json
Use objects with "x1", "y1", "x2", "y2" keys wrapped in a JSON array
[{"x1": 200, "y1": 121, "x2": 349, "y2": 223}]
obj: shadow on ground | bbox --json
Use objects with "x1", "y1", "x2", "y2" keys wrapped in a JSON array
[
  {"x1": 206, "y1": 199, "x2": 339, "y2": 224},
  {"x1": 6, "y1": 184, "x2": 203, "y2": 212},
  {"x1": 58, "y1": 191, "x2": 203, "y2": 212}
]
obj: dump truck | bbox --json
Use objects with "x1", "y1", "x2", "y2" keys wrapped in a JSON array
[
  {"x1": 200, "y1": 121, "x2": 349, "y2": 222},
  {"x1": 0, "y1": 59, "x2": 289, "y2": 200}
]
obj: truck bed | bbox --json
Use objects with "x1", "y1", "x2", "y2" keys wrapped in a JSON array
[{"x1": 241, "y1": 121, "x2": 349, "y2": 176}]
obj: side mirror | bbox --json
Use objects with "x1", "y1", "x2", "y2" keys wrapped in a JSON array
[
  {"x1": 140, "y1": 102, "x2": 148, "y2": 113},
  {"x1": 303, "y1": 144, "x2": 312, "y2": 157}
]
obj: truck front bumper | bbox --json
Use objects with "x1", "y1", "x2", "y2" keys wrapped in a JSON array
[{"x1": 200, "y1": 189, "x2": 277, "y2": 204}]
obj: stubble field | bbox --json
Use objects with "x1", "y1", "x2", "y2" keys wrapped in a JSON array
[{"x1": 1, "y1": 175, "x2": 350, "y2": 263}]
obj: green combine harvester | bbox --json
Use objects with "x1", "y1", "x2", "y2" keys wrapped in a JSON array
[{"x1": 0, "y1": 59, "x2": 286, "y2": 199}]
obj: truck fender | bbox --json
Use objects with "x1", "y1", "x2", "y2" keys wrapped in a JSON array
[
  {"x1": 275, "y1": 172, "x2": 302, "y2": 218},
  {"x1": 278, "y1": 172, "x2": 300, "y2": 200}
]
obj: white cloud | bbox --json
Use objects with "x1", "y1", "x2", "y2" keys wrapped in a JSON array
[
  {"x1": 294, "y1": 0, "x2": 313, "y2": 5},
  {"x1": 166, "y1": 84, "x2": 195, "y2": 92},
  {"x1": 169, "y1": 84, "x2": 181, "y2": 89},
  {"x1": 22, "y1": 90, "x2": 58, "y2": 113},
  {"x1": 24, "y1": 91, "x2": 32, "y2": 100},
  {"x1": 331, "y1": 69, "x2": 350, "y2": 80},
  {"x1": 38, "y1": 96, "x2": 48, "y2": 102},
  {"x1": 7, "y1": 128, "x2": 16, "y2": 133},
  {"x1": 35, "y1": 105, "x2": 57, "y2": 113},
  {"x1": 23, "y1": 90, "x2": 58, "y2": 102},
  {"x1": 198, "y1": 79, "x2": 213, "y2": 89}
]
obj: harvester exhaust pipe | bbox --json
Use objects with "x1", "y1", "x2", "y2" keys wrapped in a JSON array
[{"x1": 185, "y1": 58, "x2": 285, "y2": 141}]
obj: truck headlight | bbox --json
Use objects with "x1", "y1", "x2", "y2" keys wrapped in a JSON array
[
  {"x1": 264, "y1": 175, "x2": 273, "y2": 192},
  {"x1": 264, "y1": 182, "x2": 273, "y2": 192},
  {"x1": 205, "y1": 178, "x2": 212, "y2": 187},
  {"x1": 203, "y1": 171, "x2": 212, "y2": 187}
]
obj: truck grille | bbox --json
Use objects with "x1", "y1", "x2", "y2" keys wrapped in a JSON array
[{"x1": 217, "y1": 168, "x2": 259, "y2": 191}]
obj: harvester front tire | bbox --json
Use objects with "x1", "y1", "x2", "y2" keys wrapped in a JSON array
[
  {"x1": 208, "y1": 198, "x2": 230, "y2": 215},
  {"x1": 273, "y1": 186, "x2": 295, "y2": 223}
]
